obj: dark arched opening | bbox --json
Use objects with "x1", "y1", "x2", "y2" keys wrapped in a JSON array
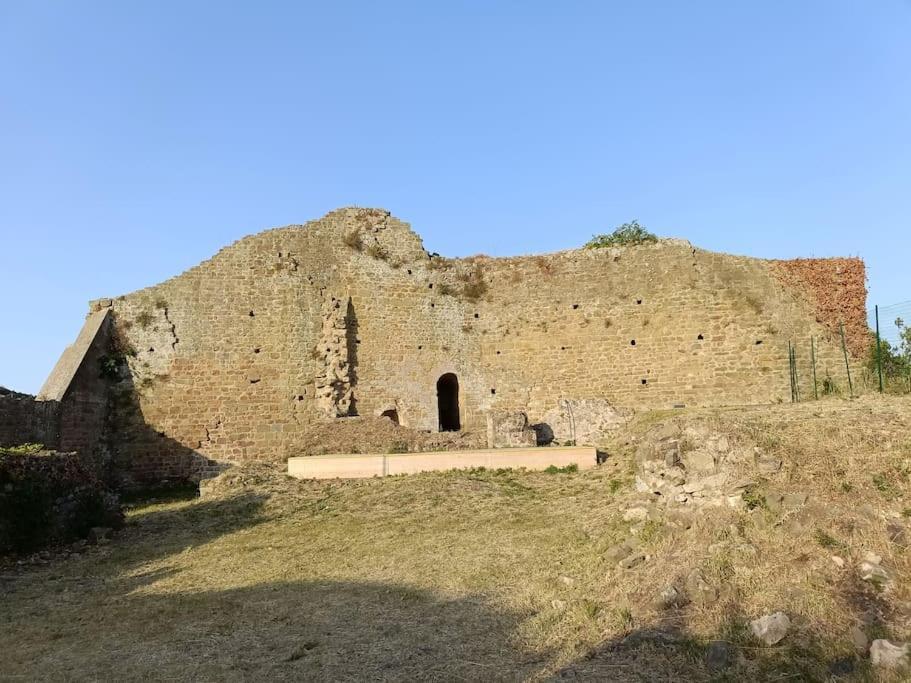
[
  {"x1": 380, "y1": 408, "x2": 399, "y2": 425},
  {"x1": 436, "y1": 373, "x2": 460, "y2": 432}
]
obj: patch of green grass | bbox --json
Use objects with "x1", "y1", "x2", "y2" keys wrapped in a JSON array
[
  {"x1": 742, "y1": 485, "x2": 767, "y2": 511},
  {"x1": 0, "y1": 443, "x2": 44, "y2": 456},
  {"x1": 613, "y1": 606, "x2": 634, "y2": 630},
  {"x1": 872, "y1": 472, "x2": 900, "y2": 499},
  {"x1": 543, "y1": 463, "x2": 578, "y2": 474},
  {"x1": 580, "y1": 598, "x2": 601, "y2": 620},
  {"x1": 639, "y1": 519, "x2": 663, "y2": 544},
  {"x1": 814, "y1": 529, "x2": 842, "y2": 549},
  {"x1": 608, "y1": 478, "x2": 624, "y2": 493}
]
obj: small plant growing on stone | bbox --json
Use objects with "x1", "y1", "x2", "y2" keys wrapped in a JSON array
[
  {"x1": 437, "y1": 283, "x2": 455, "y2": 296},
  {"x1": 428, "y1": 256, "x2": 452, "y2": 271},
  {"x1": 743, "y1": 294, "x2": 764, "y2": 314},
  {"x1": 153, "y1": 298, "x2": 168, "y2": 310},
  {"x1": 458, "y1": 265, "x2": 488, "y2": 301},
  {"x1": 387, "y1": 441, "x2": 409, "y2": 454},
  {"x1": 135, "y1": 311, "x2": 155, "y2": 329},
  {"x1": 585, "y1": 220, "x2": 657, "y2": 249},
  {"x1": 343, "y1": 230, "x2": 363, "y2": 251},
  {"x1": 98, "y1": 354, "x2": 121, "y2": 380},
  {"x1": 366, "y1": 242, "x2": 388, "y2": 260},
  {"x1": 533, "y1": 256, "x2": 553, "y2": 276}
]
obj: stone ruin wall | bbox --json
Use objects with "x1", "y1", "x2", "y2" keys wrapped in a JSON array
[
  {"x1": 75, "y1": 208, "x2": 866, "y2": 484},
  {"x1": 0, "y1": 320, "x2": 110, "y2": 476},
  {"x1": 0, "y1": 388, "x2": 57, "y2": 448}
]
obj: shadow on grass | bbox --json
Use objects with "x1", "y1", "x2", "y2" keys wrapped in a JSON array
[
  {"x1": 550, "y1": 596, "x2": 885, "y2": 682},
  {"x1": 3, "y1": 490, "x2": 904, "y2": 681},
  {"x1": 3, "y1": 576, "x2": 545, "y2": 681}
]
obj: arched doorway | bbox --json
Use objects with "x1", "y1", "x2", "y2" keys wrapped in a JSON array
[{"x1": 436, "y1": 373, "x2": 460, "y2": 431}]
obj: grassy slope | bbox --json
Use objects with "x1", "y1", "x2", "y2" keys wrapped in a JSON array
[{"x1": 3, "y1": 396, "x2": 911, "y2": 681}]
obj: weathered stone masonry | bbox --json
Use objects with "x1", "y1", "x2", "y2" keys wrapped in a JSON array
[{"x1": 37, "y1": 208, "x2": 867, "y2": 484}]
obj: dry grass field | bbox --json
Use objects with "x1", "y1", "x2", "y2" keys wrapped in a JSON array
[{"x1": 3, "y1": 396, "x2": 911, "y2": 681}]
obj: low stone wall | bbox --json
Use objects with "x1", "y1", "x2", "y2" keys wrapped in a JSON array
[
  {"x1": 287, "y1": 446, "x2": 597, "y2": 480},
  {"x1": 0, "y1": 448, "x2": 123, "y2": 554},
  {"x1": 0, "y1": 388, "x2": 58, "y2": 448}
]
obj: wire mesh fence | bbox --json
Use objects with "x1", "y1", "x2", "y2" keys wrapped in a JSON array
[
  {"x1": 783, "y1": 301, "x2": 911, "y2": 402},
  {"x1": 872, "y1": 300, "x2": 911, "y2": 394}
]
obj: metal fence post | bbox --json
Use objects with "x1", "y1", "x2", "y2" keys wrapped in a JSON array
[
  {"x1": 875, "y1": 304, "x2": 884, "y2": 393},
  {"x1": 811, "y1": 336, "x2": 819, "y2": 400},
  {"x1": 787, "y1": 341, "x2": 794, "y2": 402},
  {"x1": 839, "y1": 322, "x2": 854, "y2": 397}
]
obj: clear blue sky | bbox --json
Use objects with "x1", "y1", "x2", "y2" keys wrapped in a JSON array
[{"x1": 1, "y1": 1, "x2": 909, "y2": 394}]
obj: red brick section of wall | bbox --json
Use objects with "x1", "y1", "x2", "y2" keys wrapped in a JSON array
[{"x1": 770, "y1": 258, "x2": 869, "y2": 358}]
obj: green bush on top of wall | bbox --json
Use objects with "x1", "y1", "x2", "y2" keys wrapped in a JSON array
[{"x1": 585, "y1": 220, "x2": 657, "y2": 249}]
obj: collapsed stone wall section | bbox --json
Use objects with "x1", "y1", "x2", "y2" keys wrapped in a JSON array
[{"x1": 314, "y1": 295, "x2": 357, "y2": 417}]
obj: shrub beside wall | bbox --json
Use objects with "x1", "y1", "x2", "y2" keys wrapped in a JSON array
[{"x1": 0, "y1": 447, "x2": 123, "y2": 555}]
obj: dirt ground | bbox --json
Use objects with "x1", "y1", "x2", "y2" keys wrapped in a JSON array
[{"x1": 3, "y1": 396, "x2": 911, "y2": 681}]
